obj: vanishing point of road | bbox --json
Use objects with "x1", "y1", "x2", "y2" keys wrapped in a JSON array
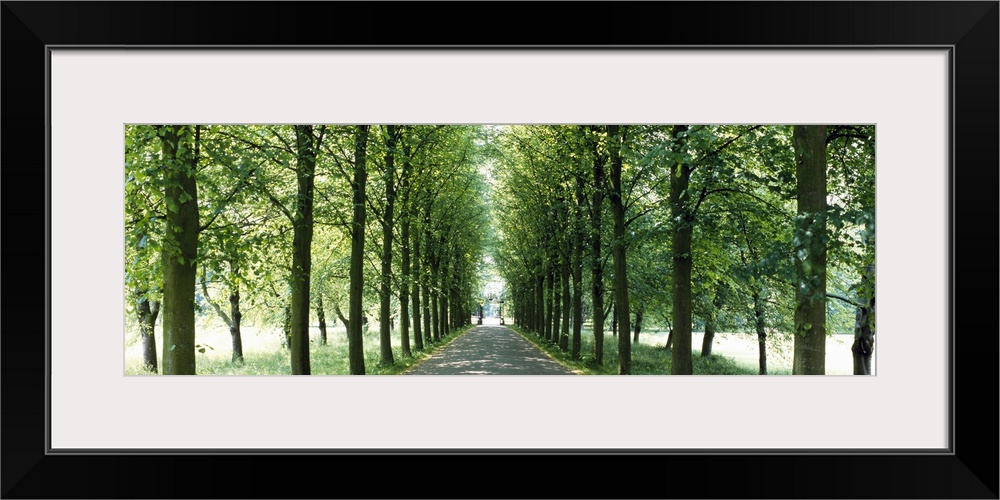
[{"x1": 403, "y1": 320, "x2": 576, "y2": 375}]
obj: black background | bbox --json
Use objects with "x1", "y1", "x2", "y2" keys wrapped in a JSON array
[{"x1": 2, "y1": 2, "x2": 997, "y2": 498}]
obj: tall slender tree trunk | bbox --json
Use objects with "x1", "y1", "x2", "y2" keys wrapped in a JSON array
[
  {"x1": 536, "y1": 274, "x2": 545, "y2": 336},
  {"x1": 670, "y1": 125, "x2": 693, "y2": 375},
  {"x1": 136, "y1": 291, "x2": 159, "y2": 372},
  {"x1": 792, "y1": 125, "x2": 827, "y2": 375},
  {"x1": 400, "y1": 138, "x2": 414, "y2": 355},
  {"x1": 282, "y1": 302, "x2": 292, "y2": 350},
  {"x1": 633, "y1": 305, "x2": 643, "y2": 344},
  {"x1": 753, "y1": 291, "x2": 767, "y2": 375},
  {"x1": 560, "y1": 253, "x2": 570, "y2": 351},
  {"x1": 441, "y1": 281, "x2": 449, "y2": 337},
  {"x1": 572, "y1": 173, "x2": 585, "y2": 359},
  {"x1": 431, "y1": 266, "x2": 441, "y2": 342},
  {"x1": 438, "y1": 257, "x2": 448, "y2": 337},
  {"x1": 701, "y1": 314, "x2": 714, "y2": 358},
  {"x1": 159, "y1": 125, "x2": 199, "y2": 375},
  {"x1": 316, "y1": 294, "x2": 327, "y2": 346},
  {"x1": 608, "y1": 125, "x2": 631, "y2": 375},
  {"x1": 229, "y1": 286, "x2": 243, "y2": 364},
  {"x1": 553, "y1": 265, "x2": 562, "y2": 344},
  {"x1": 589, "y1": 126, "x2": 606, "y2": 365},
  {"x1": 611, "y1": 302, "x2": 616, "y2": 337},
  {"x1": 524, "y1": 285, "x2": 531, "y2": 330},
  {"x1": 411, "y1": 226, "x2": 423, "y2": 350},
  {"x1": 379, "y1": 125, "x2": 397, "y2": 367},
  {"x1": 422, "y1": 266, "x2": 432, "y2": 343},
  {"x1": 289, "y1": 125, "x2": 318, "y2": 375},
  {"x1": 348, "y1": 125, "x2": 370, "y2": 375},
  {"x1": 546, "y1": 266, "x2": 555, "y2": 342}
]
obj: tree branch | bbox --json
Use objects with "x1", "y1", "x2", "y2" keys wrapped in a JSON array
[
  {"x1": 826, "y1": 293, "x2": 865, "y2": 309},
  {"x1": 200, "y1": 268, "x2": 233, "y2": 328}
]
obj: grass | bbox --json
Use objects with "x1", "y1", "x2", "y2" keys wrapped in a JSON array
[
  {"x1": 124, "y1": 315, "x2": 474, "y2": 375},
  {"x1": 126, "y1": 314, "x2": 849, "y2": 375},
  {"x1": 508, "y1": 325, "x2": 761, "y2": 375}
]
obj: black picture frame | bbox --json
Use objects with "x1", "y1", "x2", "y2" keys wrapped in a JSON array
[{"x1": 3, "y1": 2, "x2": 996, "y2": 498}]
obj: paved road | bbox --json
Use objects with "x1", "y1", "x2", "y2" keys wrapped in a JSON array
[{"x1": 404, "y1": 324, "x2": 576, "y2": 375}]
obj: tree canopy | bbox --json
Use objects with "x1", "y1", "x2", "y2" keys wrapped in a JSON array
[{"x1": 125, "y1": 124, "x2": 875, "y2": 376}]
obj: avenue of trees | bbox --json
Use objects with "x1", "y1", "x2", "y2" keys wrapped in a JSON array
[
  {"x1": 125, "y1": 124, "x2": 875, "y2": 375},
  {"x1": 125, "y1": 125, "x2": 487, "y2": 374},
  {"x1": 489, "y1": 125, "x2": 875, "y2": 375}
]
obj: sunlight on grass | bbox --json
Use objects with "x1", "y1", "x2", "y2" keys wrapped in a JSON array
[
  {"x1": 125, "y1": 315, "x2": 473, "y2": 375},
  {"x1": 508, "y1": 324, "x2": 851, "y2": 375}
]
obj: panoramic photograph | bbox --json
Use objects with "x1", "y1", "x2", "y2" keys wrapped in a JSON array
[{"x1": 124, "y1": 124, "x2": 875, "y2": 376}]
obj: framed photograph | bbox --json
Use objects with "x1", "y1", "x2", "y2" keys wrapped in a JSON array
[{"x1": 4, "y1": 2, "x2": 996, "y2": 498}]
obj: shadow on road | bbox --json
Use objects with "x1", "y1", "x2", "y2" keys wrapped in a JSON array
[{"x1": 404, "y1": 324, "x2": 575, "y2": 375}]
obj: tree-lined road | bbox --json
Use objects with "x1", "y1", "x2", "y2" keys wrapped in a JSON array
[{"x1": 404, "y1": 321, "x2": 575, "y2": 375}]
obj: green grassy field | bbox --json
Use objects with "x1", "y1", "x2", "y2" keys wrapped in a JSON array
[
  {"x1": 125, "y1": 315, "x2": 470, "y2": 375},
  {"x1": 506, "y1": 320, "x2": 858, "y2": 375},
  {"x1": 126, "y1": 315, "x2": 857, "y2": 375}
]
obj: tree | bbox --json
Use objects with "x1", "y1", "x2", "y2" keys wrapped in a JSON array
[
  {"x1": 377, "y1": 125, "x2": 399, "y2": 367},
  {"x1": 669, "y1": 125, "x2": 694, "y2": 375},
  {"x1": 125, "y1": 125, "x2": 164, "y2": 372},
  {"x1": 158, "y1": 125, "x2": 200, "y2": 375},
  {"x1": 348, "y1": 125, "x2": 370, "y2": 375},
  {"x1": 791, "y1": 125, "x2": 828, "y2": 375},
  {"x1": 286, "y1": 125, "x2": 322, "y2": 374},
  {"x1": 608, "y1": 125, "x2": 632, "y2": 374},
  {"x1": 586, "y1": 125, "x2": 608, "y2": 365}
]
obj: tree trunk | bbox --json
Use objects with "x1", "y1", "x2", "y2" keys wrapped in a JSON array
[
  {"x1": 670, "y1": 125, "x2": 693, "y2": 375},
  {"x1": 316, "y1": 294, "x2": 327, "y2": 346},
  {"x1": 430, "y1": 269, "x2": 440, "y2": 342},
  {"x1": 701, "y1": 286, "x2": 723, "y2": 358},
  {"x1": 411, "y1": 225, "x2": 423, "y2": 350},
  {"x1": 228, "y1": 259, "x2": 244, "y2": 363},
  {"x1": 136, "y1": 291, "x2": 159, "y2": 372},
  {"x1": 441, "y1": 283, "x2": 449, "y2": 337},
  {"x1": 701, "y1": 315, "x2": 714, "y2": 358},
  {"x1": 852, "y1": 267, "x2": 875, "y2": 375},
  {"x1": 633, "y1": 306, "x2": 643, "y2": 345},
  {"x1": 159, "y1": 125, "x2": 199, "y2": 375},
  {"x1": 400, "y1": 141, "x2": 414, "y2": 355},
  {"x1": 399, "y1": 203, "x2": 412, "y2": 352},
  {"x1": 422, "y1": 266, "x2": 432, "y2": 343},
  {"x1": 438, "y1": 257, "x2": 449, "y2": 338},
  {"x1": 608, "y1": 125, "x2": 631, "y2": 375},
  {"x1": 537, "y1": 274, "x2": 545, "y2": 336},
  {"x1": 851, "y1": 301, "x2": 875, "y2": 375},
  {"x1": 589, "y1": 125, "x2": 606, "y2": 365},
  {"x1": 528, "y1": 276, "x2": 536, "y2": 333},
  {"x1": 334, "y1": 302, "x2": 351, "y2": 333},
  {"x1": 283, "y1": 302, "x2": 292, "y2": 350},
  {"x1": 289, "y1": 125, "x2": 317, "y2": 375},
  {"x1": 229, "y1": 287, "x2": 243, "y2": 364},
  {"x1": 753, "y1": 291, "x2": 767, "y2": 375},
  {"x1": 792, "y1": 125, "x2": 827, "y2": 375},
  {"x1": 560, "y1": 252, "x2": 570, "y2": 351},
  {"x1": 379, "y1": 125, "x2": 397, "y2": 367},
  {"x1": 553, "y1": 263, "x2": 561, "y2": 343},
  {"x1": 612, "y1": 302, "x2": 618, "y2": 337},
  {"x1": 348, "y1": 125, "x2": 370, "y2": 375},
  {"x1": 571, "y1": 172, "x2": 585, "y2": 359},
  {"x1": 545, "y1": 267, "x2": 555, "y2": 342}
]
